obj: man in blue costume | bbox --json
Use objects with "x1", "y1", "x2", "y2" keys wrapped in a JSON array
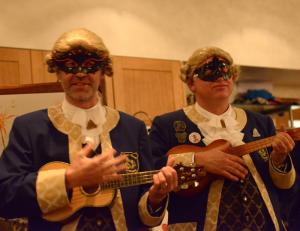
[
  {"x1": 149, "y1": 47, "x2": 296, "y2": 230},
  {"x1": 0, "y1": 28, "x2": 177, "y2": 231}
]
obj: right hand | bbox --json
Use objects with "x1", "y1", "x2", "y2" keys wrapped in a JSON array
[
  {"x1": 195, "y1": 143, "x2": 248, "y2": 181},
  {"x1": 65, "y1": 143, "x2": 128, "y2": 189}
]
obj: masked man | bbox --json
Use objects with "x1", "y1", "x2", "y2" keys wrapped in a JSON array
[
  {"x1": 150, "y1": 47, "x2": 296, "y2": 230},
  {"x1": 0, "y1": 28, "x2": 177, "y2": 231}
]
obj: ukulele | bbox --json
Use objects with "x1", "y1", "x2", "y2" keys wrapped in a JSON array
[
  {"x1": 40, "y1": 161, "x2": 195, "y2": 222},
  {"x1": 169, "y1": 128, "x2": 300, "y2": 197}
]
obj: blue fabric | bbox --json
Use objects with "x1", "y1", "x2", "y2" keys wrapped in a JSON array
[{"x1": 244, "y1": 89, "x2": 275, "y2": 100}]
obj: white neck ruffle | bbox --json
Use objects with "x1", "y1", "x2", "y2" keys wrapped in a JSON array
[
  {"x1": 62, "y1": 97, "x2": 106, "y2": 148},
  {"x1": 194, "y1": 103, "x2": 244, "y2": 147}
]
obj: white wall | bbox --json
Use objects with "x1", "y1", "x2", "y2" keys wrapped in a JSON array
[{"x1": 1, "y1": 0, "x2": 300, "y2": 69}]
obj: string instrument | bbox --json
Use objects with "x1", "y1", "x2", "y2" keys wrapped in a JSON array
[
  {"x1": 169, "y1": 128, "x2": 300, "y2": 197},
  {"x1": 40, "y1": 161, "x2": 196, "y2": 222}
]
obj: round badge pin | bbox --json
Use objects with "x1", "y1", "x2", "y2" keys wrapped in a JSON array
[{"x1": 188, "y1": 132, "x2": 201, "y2": 144}]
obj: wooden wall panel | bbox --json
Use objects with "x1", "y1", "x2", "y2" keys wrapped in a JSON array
[
  {"x1": 112, "y1": 56, "x2": 185, "y2": 124},
  {"x1": 31, "y1": 50, "x2": 57, "y2": 83},
  {"x1": 0, "y1": 48, "x2": 186, "y2": 125},
  {"x1": 0, "y1": 47, "x2": 32, "y2": 85}
]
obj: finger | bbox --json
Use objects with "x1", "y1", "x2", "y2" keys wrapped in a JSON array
[
  {"x1": 227, "y1": 155, "x2": 248, "y2": 169},
  {"x1": 102, "y1": 173, "x2": 122, "y2": 183},
  {"x1": 170, "y1": 167, "x2": 178, "y2": 189},
  {"x1": 227, "y1": 157, "x2": 248, "y2": 175},
  {"x1": 219, "y1": 169, "x2": 239, "y2": 181},
  {"x1": 281, "y1": 133, "x2": 295, "y2": 149},
  {"x1": 276, "y1": 133, "x2": 294, "y2": 147},
  {"x1": 103, "y1": 157, "x2": 126, "y2": 174},
  {"x1": 152, "y1": 174, "x2": 161, "y2": 191},
  {"x1": 162, "y1": 166, "x2": 178, "y2": 190},
  {"x1": 115, "y1": 157, "x2": 128, "y2": 173},
  {"x1": 226, "y1": 164, "x2": 247, "y2": 180},
  {"x1": 80, "y1": 142, "x2": 95, "y2": 158},
  {"x1": 107, "y1": 155, "x2": 128, "y2": 173},
  {"x1": 94, "y1": 149, "x2": 117, "y2": 163},
  {"x1": 156, "y1": 171, "x2": 168, "y2": 192},
  {"x1": 105, "y1": 149, "x2": 117, "y2": 158},
  {"x1": 160, "y1": 167, "x2": 172, "y2": 191},
  {"x1": 167, "y1": 157, "x2": 175, "y2": 167},
  {"x1": 273, "y1": 138, "x2": 289, "y2": 153},
  {"x1": 115, "y1": 154, "x2": 128, "y2": 166}
]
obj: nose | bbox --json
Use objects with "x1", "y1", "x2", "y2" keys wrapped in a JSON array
[{"x1": 74, "y1": 71, "x2": 87, "y2": 78}]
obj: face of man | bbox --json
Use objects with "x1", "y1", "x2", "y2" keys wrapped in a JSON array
[
  {"x1": 188, "y1": 56, "x2": 234, "y2": 105},
  {"x1": 54, "y1": 48, "x2": 105, "y2": 108}
]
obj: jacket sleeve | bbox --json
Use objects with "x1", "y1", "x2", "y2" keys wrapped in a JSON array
[
  {"x1": 0, "y1": 117, "x2": 42, "y2": 218},
  {"x1": 264, "y1": 116, "x2": 296, "y2": 189}
]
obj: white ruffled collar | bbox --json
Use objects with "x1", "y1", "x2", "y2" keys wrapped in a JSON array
[
  {"x1": 61, "y1": 97, "x2": 106, "y2": 147},
  {"x1": 194, "y1": 103, "x2": 244, "y2": 146},
  {"x1": 194, "y1": 103, "x2": 237, "y2": 128}
]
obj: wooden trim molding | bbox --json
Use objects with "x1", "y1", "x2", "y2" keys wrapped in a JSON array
[
  {"x1": 0, "y1": 82, "x2": 63, "y2": 95},
  {"x1": 0, "y1": 82, "x2": 108, "y2": 106}
]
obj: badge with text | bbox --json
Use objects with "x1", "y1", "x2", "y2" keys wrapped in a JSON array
[
  {"x1": 121, "y1": 152, "x2": 139, "y2": 173},
  {"x1": 258, "y1": 148, "x2": 269, "y2": 162},
  {"x1": 188, "y1": 132, "x2": 201, "y2": 144}
]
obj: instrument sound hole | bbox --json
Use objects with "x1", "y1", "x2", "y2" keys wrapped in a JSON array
[{"x1": 81, "y1": 185, "x2": 101, "y2": 196}]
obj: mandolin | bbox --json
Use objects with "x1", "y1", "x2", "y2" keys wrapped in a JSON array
[
  {"x1": 169, "y1": 128, "x2": 300, "y2": 197},
  {"x1": 40, "y1": 161, "x2": 198, "y2": 222}
]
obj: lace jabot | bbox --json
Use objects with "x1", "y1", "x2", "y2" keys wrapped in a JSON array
[
  {"x1": 194, "y1": 103, "x2": 244, "y2": 146},
  {"x1": 61, "y1": 97, "x2": 106, "y2": 148}
]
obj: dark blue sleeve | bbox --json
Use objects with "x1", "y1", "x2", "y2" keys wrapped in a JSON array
[{"x1": 0, "y1": 117, "x2": 42, "y2": 218}]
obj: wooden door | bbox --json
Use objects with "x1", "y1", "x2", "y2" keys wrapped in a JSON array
[
  {"x1": 0, "y1": 47, "x2": 32, "y2": 85},
  {"x1": 109, "y1": 56, "x2": 185, "y2": 125}
]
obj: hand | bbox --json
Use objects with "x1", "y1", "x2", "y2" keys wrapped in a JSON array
[
  {"x1": 270, "y1": 132, "x2": 295, "y2": 167},
  {"x1": 195, "y1": 144, "x2": 248, "y2": 181},
  {"x1": 65, "y1": 143, "x2": 128, "y2": 189},
  {"x1": 148, "y1": 158, "x2": 178, "y2": 209}
]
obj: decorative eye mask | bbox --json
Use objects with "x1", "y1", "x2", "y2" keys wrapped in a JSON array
[
  {"x1": 54, "y1": 47, "x2": 104, "y2": 74},
  {"x1": 193, "y1": 56, "x2": 232, "y2": 82}
]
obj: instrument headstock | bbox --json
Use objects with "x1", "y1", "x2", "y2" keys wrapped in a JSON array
[{"x1": 174, "y1": 163, "x2": 206, "y2": 191}]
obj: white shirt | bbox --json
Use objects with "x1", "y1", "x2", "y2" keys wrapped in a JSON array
[
  {"x1": 61, "y1": 97, "x2": 106, "y2": 149},
  {"x1": 194, "y1": 103, "x2": 244, "y2": 146}
]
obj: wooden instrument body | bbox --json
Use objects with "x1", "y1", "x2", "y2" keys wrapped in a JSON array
[{"x1": 40, "y1": 162, "x2": 116, "y2": 222}]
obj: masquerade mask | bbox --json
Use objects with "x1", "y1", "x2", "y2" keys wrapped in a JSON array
[
  {"x1": 54, "y1": 47, "x2": 104, "y2": 74},
  {"x1": 193, "y1": 56, "x2": 232, "y2": 82}
]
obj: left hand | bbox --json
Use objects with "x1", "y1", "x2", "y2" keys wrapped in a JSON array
[
  {"x1": 148, "y1": 158, "x2": 178, "y2": 209},
  {"x1": 270, "y1": 132, "x2": 295, "y2": 167}
]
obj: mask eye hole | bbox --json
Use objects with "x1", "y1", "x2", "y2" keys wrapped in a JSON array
[
  {"x1": 57, "y1": 58, "x2": 78, "y2": 69},
  {"x1": 64, "y1": 59, "x2": 78, "y2": 68},
  {"x1": 82, "y1": 58, "x2": 98, "y2": 68}
]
